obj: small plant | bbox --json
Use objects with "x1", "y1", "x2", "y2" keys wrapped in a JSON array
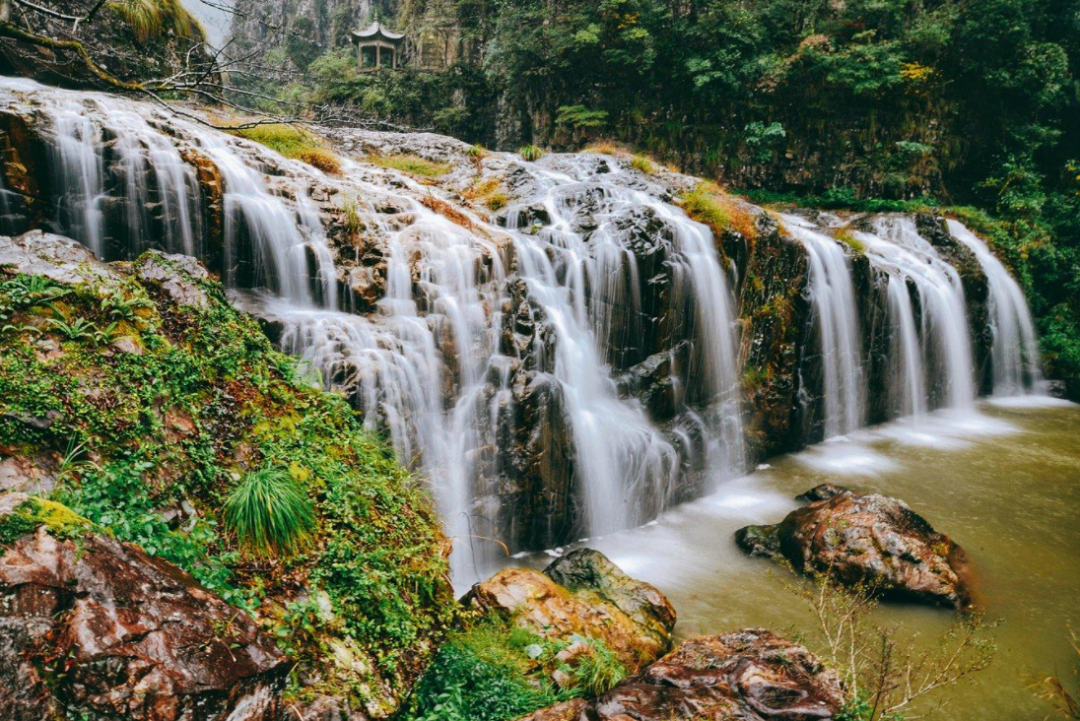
[
  {"x1": 47, "y1": 317, "x2": 99, "y2": 342},
  {"x1": 518, "y1": 144, "x2": 545, "y2": 162},
  {"x1": 631, "y1": 154, "x2": 657, "y2": 174},
  {"x1": 224, "y1": 466, "x2": 316, "y2": 558},
  {"x1": 92, "y1": 321, "x2": 121, "y2": 346},
  {"x1": 100, "y1": 290, "x2": 153, "y2": 322},
  {"x1": 569, "y1": 636, "x2": 627, "y2": 696},
  {"x1": 793, "y1": 571, "x2": 996, "y2": 721},
  {"x1": 340, "y1": 195, "x2": 365, "y2": 237},
  {"x1": 1032, "y1": 628, "x2": 1080, "y2": 718}
]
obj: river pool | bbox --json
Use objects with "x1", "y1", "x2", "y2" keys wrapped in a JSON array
[{"x1": 481, "y1": 397, "x2": 1080, "y2": 721}]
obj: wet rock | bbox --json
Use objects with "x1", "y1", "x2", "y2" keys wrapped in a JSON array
[
  {"x1": 545, "y1": 549, "x2": 676, "y2": 645},
  {"x1": 0, "y1": 521, "x2": 289, "y2": 721},
  {"x1": 794, "y1": 482, "x2": 849, "y2": 503},
  {"x1": 288, "y1": 694, "x2": 372, "y2": 721},
  {"x1": 0, "y1": 230, "x2": 115, "y2": 285},
  {"x1": 465, "y1": 549, "x2": 676, "y2": 675},
  {"x1": 496, "y1": 202, "x2": 552, "y2": 228},
  {"x1": 736, "y1": 486, "x2": 973, "y2": 609},
  {"x1": 136, "y1": 250, "x2": 211, "y2": 309},
  {"x1": 518, "y1": 629, "x2": 844, "y2": 721}
]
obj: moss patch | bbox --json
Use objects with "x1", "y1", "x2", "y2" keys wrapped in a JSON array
[
  {"x1": 0, "y1": 256, "x2": 454, "y2": 714},
  {"x1": 679, "y1": 182, "x2": 758, "y2": 243}
]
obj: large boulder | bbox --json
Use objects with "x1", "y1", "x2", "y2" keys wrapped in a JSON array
[
  {"x1": 517, "y1": 628, "x2": 845, "y2": 721},
  {"x1": 0, "y1": 496, "x2": 289, "y2": 721},
  {"x1": 466, "y1": 549, "x2": 677, "y2": 675},
  {"x1": 735, "y1": 484, "x2": 973, "y2": 609}
]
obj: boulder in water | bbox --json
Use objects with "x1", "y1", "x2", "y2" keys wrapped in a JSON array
[
  {"x1": 735, "y1": 485, "x2": 974, "y2": 609},
  {"x1": 517, "y1": 628, "x2": 844, "y2": 721}
]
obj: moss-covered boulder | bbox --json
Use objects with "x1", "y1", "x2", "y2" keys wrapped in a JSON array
[{"x1": 0, "y1": 231, "x2": 455, "y2": 718}]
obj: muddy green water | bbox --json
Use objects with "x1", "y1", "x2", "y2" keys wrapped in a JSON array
[{"x1": 483, "y1": 398, "x2": 1080, "y2": 721}]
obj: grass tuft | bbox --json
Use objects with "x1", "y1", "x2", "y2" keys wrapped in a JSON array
[
  {"x1": 518, "y1": 145, "x2": 545, "y2": 162},
  {"x1": 368, "y1": 153, "x2": 451, "y2": 178},
  {"x1": 630, "y1": 154, "x2": 657, "y2": 174},
  {"x1": 224, "y1": 466, "x2": 315, "y2": 558},
  {"x1": 108, "y1": 0, "x2": 200, "y2": 42},
  {"x1": 679, "y1": 182, "x2": 758, "y2": 242},
  {"x1": 231, "y1": 124, "x2": 342, "y2": 175}
]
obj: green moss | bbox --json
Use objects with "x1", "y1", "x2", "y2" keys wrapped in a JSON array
[
  {"x1": 368, "y1": 153, "x2": 451, "y2": 178},
  {"x1": 0, "y1": 255, "x2": 454, "y2": 711},
  {"x1": 0, "y1": 497, "x2": 91, "y2": 544},
  {"x1": 835, "y1": 228, "x2": 867, "y2": 255}
]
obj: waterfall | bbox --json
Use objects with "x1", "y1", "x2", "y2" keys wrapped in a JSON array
[
  {"x1": 49, "y1": 100, "x2": 106, "y2": 258},
  {"x1": 870, "y1": 217, "x2": 975, "y2": 410},
  {"x1": 1, "y1": 77, "x2": 1049, "y2": 583},
  {"x1": 781, "y1": 215, "x2": 864, "y2": 438},
  {"x1": 0, "y1": 171, "x2": 15, "y2": 235},
  {"x1": 947, "y1": 219, "x2": 1043, "y2": 395}
]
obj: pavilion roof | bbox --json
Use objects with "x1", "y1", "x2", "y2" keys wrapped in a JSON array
[{"x1": 351, "y1": 20, "x2": 406, "y2": 44}]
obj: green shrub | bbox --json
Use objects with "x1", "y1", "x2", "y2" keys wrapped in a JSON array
[
  {"x1": 407, "y1": 625, "x2": 564, "y2": 721},
  {"x1": 224, "y1": 466, "x2": 316, "y2": 558}
]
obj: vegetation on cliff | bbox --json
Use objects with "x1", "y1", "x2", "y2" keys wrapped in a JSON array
[{"x1": 0, "y1": 240, "x2": 455, "y2": 715}]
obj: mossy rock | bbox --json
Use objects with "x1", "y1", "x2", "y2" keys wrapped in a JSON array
[{"x1": 0, "y1": 232, "x2": 455, "y2": 717}]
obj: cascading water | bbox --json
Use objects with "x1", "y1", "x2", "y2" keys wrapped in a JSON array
[
  {"x1": 869, "y1": 217, "x2": 975, "y2": 410},
  {"x1": 0, "y1": 77, "x2": 1049, "y2": 584},
  {"x1": 50, "y1": 100, "x2": 106, "y2": 258},
  {"x1": 781, "y1": 215, "x2": 864, "y2": 438},
  {"x1": 947, "y1": 219, "x2": 1043, "y2": 395}
]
